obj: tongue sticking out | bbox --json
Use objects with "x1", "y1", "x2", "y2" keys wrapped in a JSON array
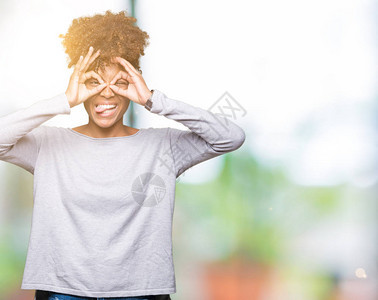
[{"x1": 95, "y1": 106, "x2": 115, "y2": 113}]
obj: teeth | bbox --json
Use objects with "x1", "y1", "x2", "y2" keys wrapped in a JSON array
[{"x1": 96, "y1": 104, "x2": 117, "y2": 109}]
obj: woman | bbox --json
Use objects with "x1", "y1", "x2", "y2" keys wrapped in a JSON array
[{"x1": 0, "y1": 10, "x2": 245, "y2": 300}]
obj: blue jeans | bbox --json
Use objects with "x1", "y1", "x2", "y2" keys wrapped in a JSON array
[{"x1": 35, "y1": 290, "x2": 171, "y2": 300}]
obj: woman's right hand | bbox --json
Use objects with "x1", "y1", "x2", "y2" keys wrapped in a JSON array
[{"x1": 65, "y1": 46, "x2": 106, "y2": 108}]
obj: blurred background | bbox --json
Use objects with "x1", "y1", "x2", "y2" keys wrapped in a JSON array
[{"x1": 0, "y1": 0, "x2": 377, "y2": 299}]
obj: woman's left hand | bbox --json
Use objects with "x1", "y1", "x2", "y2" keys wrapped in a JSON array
[{"x1": 109, "y1": 57, "x2": 152, "y2": 106}]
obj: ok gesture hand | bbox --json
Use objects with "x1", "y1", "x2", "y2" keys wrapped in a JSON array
[
  {"x1": 65, "y1": 46, "x2": 106, "y2": 108},
  {"x1": 109, "y1": 57, "x2": 152, "y2": 106}
]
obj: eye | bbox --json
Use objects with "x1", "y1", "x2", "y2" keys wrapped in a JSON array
[
  {"x1": 116, "y1": 81, "x2": 128, "y2": 85},
  {"x1": 85, "y1": 79, "x2": 100, "y2": 86}
]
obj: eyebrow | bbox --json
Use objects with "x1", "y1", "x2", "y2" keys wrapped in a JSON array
[
  {"x1": 87, "y1": 76, "x2": 127, "y2": 82},
  {"x1": 85, "y1": 78, "x2": 100, "y2": 83}
]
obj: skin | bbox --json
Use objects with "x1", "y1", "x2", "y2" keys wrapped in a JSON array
[{"x1": 65, "y1": 46, "x2": 153, "y2": 138}]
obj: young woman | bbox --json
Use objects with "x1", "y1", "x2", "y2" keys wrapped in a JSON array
[{"x1": 0, "y1": 10, "x2": 245, "y2": 300}]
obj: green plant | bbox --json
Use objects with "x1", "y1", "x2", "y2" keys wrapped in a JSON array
[{"x1": 176, "y1": 148, "x2": 343, "y2": 267}]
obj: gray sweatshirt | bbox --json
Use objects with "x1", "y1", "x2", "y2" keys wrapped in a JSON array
[{"x1": 0, "y1": 89, "x2": 245, "y2": 298}]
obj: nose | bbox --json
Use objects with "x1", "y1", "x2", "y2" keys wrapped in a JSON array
[{"x1": 99, "y1": 83, "x2": 115, "y2": 98}]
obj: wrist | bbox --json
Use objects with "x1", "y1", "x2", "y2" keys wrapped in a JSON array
[
  {"x1": 141, "y1": 90, "x2": 153, "y2": 106},
  {"x1": 65, "y1": 92, "x2": 75, "y2": 108}
]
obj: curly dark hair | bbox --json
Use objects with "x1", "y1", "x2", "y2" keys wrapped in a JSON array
[{"x1": 59, "y1": 10, "x2": 150, "y2": 74}]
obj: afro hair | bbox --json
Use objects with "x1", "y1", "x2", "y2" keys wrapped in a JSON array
[{"x1": 59, "y1": 10, "x2": 150, "y2": 74}]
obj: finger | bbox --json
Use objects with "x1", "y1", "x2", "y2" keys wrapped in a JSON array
[
  {"x1": 79, "y1": 46, "x2": 94, "y2": 73},
  {"x1": 82, "y1": 47, "x2": 98, "y2": 73},
  {"x1": 109, "y1": 84, "x2": 126, "y2": 96},
  {"x1": 113, "y1": 57, "x2": 139, "y2": 76},
  {"x1": 82, "y1": 71, "x2": 104, "y2": 83},
  {"x1": 86, "y1": 49, "x2": 101, "y2": 72},
  {"x1": 120, "y1": 58, "x2": 142, "y2": 75},
  {"x1": 118, "y1": 57, "x2": 138, "y2": 72},
  {"x1": 87, "y1": 83, "x2": 107, "y2": 97},
  {"x1": 110, "y1": 70, "x2": 129, "y2": 85},
  {"x1": 76, "y1": 55, "x2": 84, "y2": 67},
  {"x1": 72, "y1": 56, "x2": 84, "y2": 76}
]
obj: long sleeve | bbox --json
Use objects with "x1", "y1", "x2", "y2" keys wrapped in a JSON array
[
  {"x1": 0, "y1": 93, "x2": 71, "y2": 174},
  {"x1": 145, "y1": 89, "x2": 246, "y2": 178}
]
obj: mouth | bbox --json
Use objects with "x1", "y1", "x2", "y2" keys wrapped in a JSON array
[{"x1": 95, "y1": 104, "x2": 118, "y2": 117}]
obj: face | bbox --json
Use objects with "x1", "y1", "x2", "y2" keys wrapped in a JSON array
[{"x1": 83, "y1": 63, "x2": 130, "y2": 129}]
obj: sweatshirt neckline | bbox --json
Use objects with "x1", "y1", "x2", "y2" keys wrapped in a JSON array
[{"x1": 66, "y1": 127, "x2": 144, "y2": 141}]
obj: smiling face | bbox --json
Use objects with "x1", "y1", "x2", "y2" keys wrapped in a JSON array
[{"x1": 83, "y1": 62, "x2": 130, "y2": 129}]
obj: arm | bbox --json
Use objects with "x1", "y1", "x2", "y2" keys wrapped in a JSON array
[
  {"x1": 109, "y1": 56, "x2": 246, "y2": 178},
  {"x1": 0, "y1": 93, "x2": 71, "y2": 174},
  {"x1": 0, "y1": 46, "x2": 105, "y2": 174},
  {"x1": 145, "y1": 90, "x2": 246, "y2": 177}
]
